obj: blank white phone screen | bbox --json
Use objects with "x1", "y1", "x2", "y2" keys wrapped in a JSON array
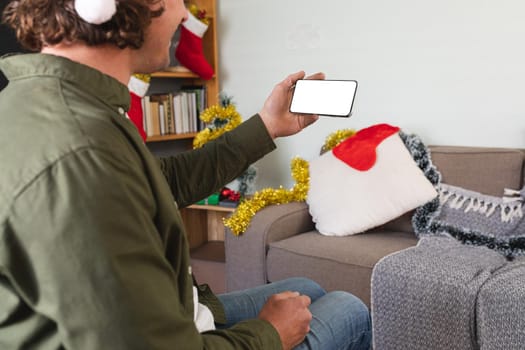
[{"x1": 289, "y1": 80, "x2": 358, "y2": 117}]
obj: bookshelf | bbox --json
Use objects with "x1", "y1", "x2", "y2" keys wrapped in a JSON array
[
  {"x1": 145, "y1": 0, "x2": 219, "y2": 143},
  {"x1": 146, "y1": 0, "x2": 228, "y2": 292}
]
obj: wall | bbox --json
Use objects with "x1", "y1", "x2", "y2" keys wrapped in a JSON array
[{"x1": 218, "y1": 0, "x2": 525, "y2": 189}]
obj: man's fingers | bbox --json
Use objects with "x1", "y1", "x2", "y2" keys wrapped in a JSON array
[
  {"x1": 298, "y1": 115, "x2": 319, "y2": 129},
  {"x1": 272, "y1": 291, "x2": 300, "y2": 300},
  {"x1": 286, "y1": 71, "x2": 324, "y2": 89},
  {"x1": 270, "y1": 291, "x2": 312, "y2": 306},
  {"x1": 284, "y1": 71, "x2": 306, "y2": 89},
  {"x1": 298, "y1": 294, "x2": 312, "y2": 307},
  {"x1": 305, "y1": 72, "x2": 325, "y2": 81}
]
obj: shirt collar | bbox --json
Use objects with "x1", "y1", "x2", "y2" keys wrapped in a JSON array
[{"x1": 0, "y1": 53, "x2": 130, "y2": 112}]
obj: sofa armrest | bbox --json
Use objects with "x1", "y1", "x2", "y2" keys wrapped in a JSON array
[{"x1": 225, "y1": 201, "x2": 315, "y2": 292}]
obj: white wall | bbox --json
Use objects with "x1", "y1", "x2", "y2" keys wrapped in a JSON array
[{"x1": 217, "y1": 0, "x2": 525, "y2": 189}]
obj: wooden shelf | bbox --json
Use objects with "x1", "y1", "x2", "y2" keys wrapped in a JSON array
[
  {"x1": 181, "y1": 203, "x2": 235, "y2": 249},
  {"x1": 151, "y1": 70, "x2": 199, "y2": 79},
  {"x1": 188, "y1": 204, "x2": 236, "y2": 213},
  {"x1": 152, "y1": 68, "x2": 216, "y2": 80},
  {"x1": 146, "y1": 132, "x2": 197, "y2": 143}
]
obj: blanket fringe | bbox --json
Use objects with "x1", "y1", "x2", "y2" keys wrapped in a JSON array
[{"x1": 439, "y1": 186, "x2": 523, "y2": 223}]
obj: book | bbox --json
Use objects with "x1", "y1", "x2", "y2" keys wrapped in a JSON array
[
  {"x1": 218, "y1": 200, "x2": 239, "y2": 208},
  {"x1": 149, "y1": 100, "x2": 160, "y2": 136},
  {"x1": 166, "y1": 93, "x2": 175, "y2": 134},
  {"x1": 143, "y1": 95, "x2": 154, "y2": 137},
  {"x1": 173, "y1": 93, "x2": 183, "y2": 134},
  {"x1": 158, "y1": 102, "x2": 166, "y2": 135},
  {"x1": 181, "y1": 92, "x2": 189, "y2": 133},
  {"x1": 181, "y1": 85, "x2": 207, "y2": 131}
]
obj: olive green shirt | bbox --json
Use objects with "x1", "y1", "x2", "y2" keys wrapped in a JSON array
[{"x1": 0, "y1": 54, "x2": 281, "y2": 349}]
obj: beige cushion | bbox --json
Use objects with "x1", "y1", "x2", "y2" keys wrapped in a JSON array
[
  {"x1": 267, "y1": 230, "x2": 418, "y2": 306},
  {"x1": 383, "y1": 146, "x2": 525, "y2": 233},
  {"x1": 430, "y1": 146, "x2": 524, "y2": 196}
]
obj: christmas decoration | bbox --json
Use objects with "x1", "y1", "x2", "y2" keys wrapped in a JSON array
[
  {"x1": 188, "y1": 4, "x2": 209, "y2": 25},
  {"x1": 75, "y1": 0, "x2": 116, "y2": 25},
  {"x1": 175, "y1": 6, "x2": 214, "y2": 80},
  {"x1": 224, "y1": 158, "x2": 310, "y2": 236},
  {"x1": 194, "y1": 94, "x2": 256, "y2": 207},
  {"x1": 127, "y1": 74, "x2": 151, "y2": 141},
  {"x1": 223, "y1": 128, "x2": 357, "y2": 236},
  {"x1": 196, "y1": 193, "x2": 220, "y2": 205},
  {"x1": 218, "y1": 187, "x2": 241, "y2": 208},
  {"x1": 236, "y1": 165, "x2": 258, "y2": 198},
  {"x1": 321, "y1": 129, "x2": 357, "y2": 154},
  {"x1": 220, "y1": 187, "x2": 241, "y2": 202},
  {"x1": 332, "y1": 124, "x2": 400, "y2": 171},
  {"x1": 193, "y1": 94, "x2": 242, "y2": 149}
]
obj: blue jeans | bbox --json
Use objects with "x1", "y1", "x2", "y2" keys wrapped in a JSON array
[{"x1": 217, "y1": 277, "x2": 371, "y2": 350}]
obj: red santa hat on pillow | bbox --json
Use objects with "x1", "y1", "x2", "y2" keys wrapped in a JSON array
[{"x1": 75, "y1": 0, "x2": 117, "y2": 25}]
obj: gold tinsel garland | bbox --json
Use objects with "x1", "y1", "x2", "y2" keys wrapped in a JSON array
[
  {"x1": 193, "y1": 104, "x2": 242, "y2": 149},
  {"x1": 224, "y1": 157, "x2": 310, "y2": 236},
  {"x1": 321, "y1": 128, "x2": 356, "y2": 153},
  {"x1": 132, "y1": 73, "x2": 151, "y2": 84},
  {"x1": 188, "y1": 3, "x2": 210, "y2": 25},
  {"x1": 224, "y1": 128, "x2": 357, "y2": 236}
]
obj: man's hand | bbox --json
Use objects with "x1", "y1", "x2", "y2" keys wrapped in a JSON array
[
  {"x1": 259, "y1": 71, "x2": 325, "y2": 139},
  {"x1": 258, "y1": 291, "x2": 312, "y2": 350}
]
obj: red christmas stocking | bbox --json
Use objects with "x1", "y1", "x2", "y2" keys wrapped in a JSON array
[
  {"x1": 175, "y1": 10, "x2": 214, "y2": 80},
  {"x1": 127, "y1": 75, "x2": 149, "y2": 141}
]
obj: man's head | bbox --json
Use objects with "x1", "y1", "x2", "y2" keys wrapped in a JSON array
[{"x1": 3, "y1": 0, "x2": 187, "y2": 73}]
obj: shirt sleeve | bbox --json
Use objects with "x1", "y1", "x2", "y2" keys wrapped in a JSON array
[
  {"x1": 158, "y1": 114, "x2": 276, "y2": 208},
  {"x1": 5, "y1": 144, "x2": 282, "y2": 349}
]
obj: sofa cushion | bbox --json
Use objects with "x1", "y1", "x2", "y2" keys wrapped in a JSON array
[
  {"x1": 429, "y1": 147, "x2": 524, "y2": 196},
  {"x1": 307, "y1": 124, "x2": 437, "y2": 236},
  {"x1": 382, "y1": 146, "x2": 525, "y2": 233},
  {"x1": 266, "y1": 230, "x2": 418, "y2": 306}
]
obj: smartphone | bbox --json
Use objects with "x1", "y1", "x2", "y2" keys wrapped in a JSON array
[{"x1": 289, "y1": 79, "x2": 358, "y2": 117}]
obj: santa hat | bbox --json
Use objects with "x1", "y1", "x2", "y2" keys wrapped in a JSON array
[{"x1": 75, "y1": 0, "x2": 117, "y2": 25}]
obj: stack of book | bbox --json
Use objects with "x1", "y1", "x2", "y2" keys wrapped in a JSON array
[{"x1": 141, "y1": 86, "x2": 207, "y2": 137}]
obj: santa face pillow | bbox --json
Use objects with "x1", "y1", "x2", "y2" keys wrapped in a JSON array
[{"x1": 307, "y1": 123, "x2": 437, "y2": 236}]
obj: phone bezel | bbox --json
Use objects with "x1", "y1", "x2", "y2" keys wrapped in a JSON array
[{"x1": 289, "y1": 79, "x2": 358, "y2": 117}]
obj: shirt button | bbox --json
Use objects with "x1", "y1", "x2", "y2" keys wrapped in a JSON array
[
  {"x1": 189, "y1": 266, "x2": 192, "y2": 275},
  {"x1": 118, "y1": 107, "x2": 125, "y2": 115}
]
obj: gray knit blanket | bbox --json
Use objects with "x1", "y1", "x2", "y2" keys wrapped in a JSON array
[{"x1": 399, "y1": 131, "x2": 525, "y2": 258}]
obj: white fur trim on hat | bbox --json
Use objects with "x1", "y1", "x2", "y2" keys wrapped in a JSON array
[{"x1": 75, "y1": 0, "x2": 117, "y2": 25}]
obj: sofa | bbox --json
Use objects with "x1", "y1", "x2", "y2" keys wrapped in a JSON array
[{"x1": 224, "y1": 145, "x2": 525, "y2": 310}]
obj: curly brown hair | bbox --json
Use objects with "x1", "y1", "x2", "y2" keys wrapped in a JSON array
[{"x1": 2, "y1": 0, "x2": 165, "y2": 51}]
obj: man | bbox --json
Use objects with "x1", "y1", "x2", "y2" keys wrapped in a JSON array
[{"x1": 0, "y1": 0, "x2": 371, "y2": 349}]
